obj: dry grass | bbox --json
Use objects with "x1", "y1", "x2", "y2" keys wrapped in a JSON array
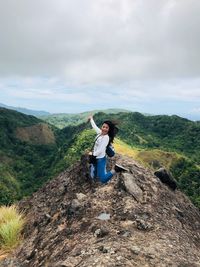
[
  {"x1": 0, "y1": 205, "x2": 25, "y2": 251},
  {"x1": 114, "y1": 139, "x2": 138, "y2": 158},
  {"x1": 114, "y1": 138, "x2": 181, "y2": 170},
  {"x1": 135, "y1": 150, "x2": 181, "y2": 170}
]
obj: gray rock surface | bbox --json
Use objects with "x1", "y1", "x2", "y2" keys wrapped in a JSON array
[
  {"x1": 121, "y1": 173, "x2": 143, "y2": 201},
  {"x1": 1, "y1": 154, "x2": 200, "y2": 267}
]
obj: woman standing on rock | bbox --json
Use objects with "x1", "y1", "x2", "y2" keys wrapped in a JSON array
[{"x1": 88, "y1": 115, "x2": 127, "y2": 183}]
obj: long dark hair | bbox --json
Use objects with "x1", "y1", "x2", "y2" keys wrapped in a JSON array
[{"x1": 103, "y1": 120, "x2": 118, "y2": 144}]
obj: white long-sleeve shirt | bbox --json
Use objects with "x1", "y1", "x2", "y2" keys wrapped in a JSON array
[{"x1": 90, "y1": 118, "x2": 109, "y2": 158}]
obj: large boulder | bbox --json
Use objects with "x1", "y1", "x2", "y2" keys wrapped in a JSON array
[{"x1": 120, "y1": 173, "x2": 143, "y2": 202}]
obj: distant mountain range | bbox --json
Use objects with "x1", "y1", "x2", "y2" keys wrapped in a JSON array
[
  {"x1": 39, "y1": 109, "x2": 131, "y2": 128},
  {"x1": 0, "y1": 103, "x2": 50, "y2": 116},
  {"x1": 0, "y1": 102, "x2": 199, "y2": 121},
  {"x1": 0, "y1": 103, "x2": 130, "y2": 122}
]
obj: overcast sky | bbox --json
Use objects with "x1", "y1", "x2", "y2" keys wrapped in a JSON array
[{"x1": 0, "y1": 0, "x2": 200, "y2": 119}]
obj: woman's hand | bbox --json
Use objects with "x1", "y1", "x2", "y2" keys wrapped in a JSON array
[{"x1": 88, "y1": 115, "x2": 93, "y2": 122}]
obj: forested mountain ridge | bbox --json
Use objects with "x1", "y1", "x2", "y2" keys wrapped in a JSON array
[
  {"x1": 0, "y1": 108, "x2": 78, "y2": 204},
  {"x1": 39, "y1": 108, "x2": 130, "y2": 128},
  {"x1": 94, "y1": 112, "x2": 200, "y2": 162},
  {"x1": 0, "y1": 108, "x2": 199, "y2": 208},
  {"x1": 0, "y1": 103, "x2": 50, "y2": 116},
  {"x1": 93, "y1": 112, "x2": 200, "y2": 207}
]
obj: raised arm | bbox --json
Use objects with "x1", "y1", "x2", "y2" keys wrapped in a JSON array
[{"x1": 88, "y1": 116, "x2": 101, "y2": 134}]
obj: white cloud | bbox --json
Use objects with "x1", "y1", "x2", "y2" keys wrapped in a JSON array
[
  {"x1": 4, "y1": 86, "x2": 92, "y2": 104},
  {"x1": 0, "y1": 0, "x2": 200, "y2": 83},
  {"x1": 0, "y1": 0, "x2": 200, "y2": 117},
  {"x1": 1, "y1": 76, "x2": 200, "y2": 107},
  {"x1": 190, "y1": 107, "x2": 200, "y2": 114}
]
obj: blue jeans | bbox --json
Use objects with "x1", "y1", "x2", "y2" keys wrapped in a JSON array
[{"x1": 94, "y1": 156, "x2": 113, "y2": 183}]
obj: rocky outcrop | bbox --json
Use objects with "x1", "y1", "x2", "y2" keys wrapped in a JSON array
[
  {"x1": 15, "y1": 123, "x2": 55, "y2": 145},
  {"x1": 1, "y1": 154, "x2": 200, "y2": 267}
]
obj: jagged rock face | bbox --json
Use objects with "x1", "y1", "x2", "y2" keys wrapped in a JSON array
[
  {"x1": 15, "y1": 123, "x2": 55, "y2": 145},
  {"x1": 2, "y1": 155, "x2": 200, "y2": 267}
]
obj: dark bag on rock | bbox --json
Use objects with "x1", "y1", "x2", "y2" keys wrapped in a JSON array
[
  {"x1": 106, "y1": 145, "x2": 115, "y2": 157},
  {"x1": 89, "y1": 135, "x2": 100, "y2": 164},
  {"x1": 154, "y1": 167, "x2": 177, "y2": 190},
  {"x1": 89, "y1": 154, "x2": 97, "y2": 164}
]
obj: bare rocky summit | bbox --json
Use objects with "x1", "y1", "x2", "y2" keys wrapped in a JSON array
[{"x1": 1, "y1": 154, "x2": 200, "y2": 267}]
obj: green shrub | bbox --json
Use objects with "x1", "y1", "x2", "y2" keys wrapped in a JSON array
[{"x1": 64, "y1": 129, "x2": 96, "y2": 165}]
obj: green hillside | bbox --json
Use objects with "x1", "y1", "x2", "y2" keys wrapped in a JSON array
[
  {"x1": 0, "y1": 108, "x2": 84, "y2": 204},
  {"x1": 0, "y1": 108, "x2": 199, "y2": 208},
  {"x1": 64, "y1": 123, "x2": 200, "y2": 208},
  {"x1": 94, "y1": 112, "x2": 200, "y2": 207},
  {"x1": 114, "y1": 139, "x2": 200, "y2": 208},
  {"x1": 57, "y1": 119, "x2": 200, "y2": 208},
  {"x1": 0, "y1": 102, "x2": 50, "y2": 116},
  {"x1": 93, "y1": 112, "x2": 200, "y2": 163},
  {"x1": 39, "y1": 109, "x2": 130, "y2": 128}
]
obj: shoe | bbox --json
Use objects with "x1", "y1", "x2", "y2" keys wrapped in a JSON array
[{"x1": 114, "y1": 164, "x2": 128, "y2": 173}]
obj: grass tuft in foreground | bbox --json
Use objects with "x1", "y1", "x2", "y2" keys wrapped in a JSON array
[{"x1": 0, "y1": 205, "x2": 25, "y2": 250}]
